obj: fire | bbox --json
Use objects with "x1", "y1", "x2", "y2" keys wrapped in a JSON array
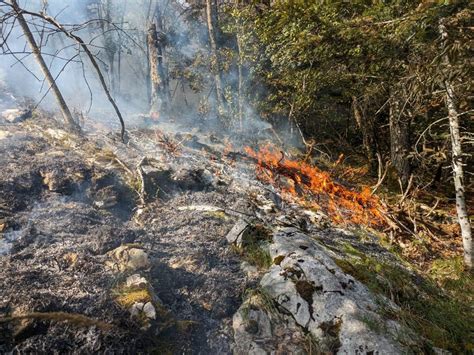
[{"x1": 244, "y1": 144, "x2": 385, "y2": 227}]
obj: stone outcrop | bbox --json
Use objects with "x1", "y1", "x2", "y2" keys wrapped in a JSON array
[
  {"x1": 1, "y1": 108, "x2": 31, "y2": 123},
  {"x1": 234, "y1": 228, "x2": 408, "y2": 354},
  {"x1": 106, "y1": 245, "x2": 151, "y2": 272}
]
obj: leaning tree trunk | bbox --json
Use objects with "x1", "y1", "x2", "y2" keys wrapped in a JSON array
[
  {"x1": 206, "y1": 0, "x2": 226, "y2": 117},
  {"x1": 439, "y1": 19, "x2": 472, "y2": 269},
  {"x1": 10, "y1": 0, "x2": 79, "y2": 132},
  {"x1": 389, "y1": 89, "x2": 411, "y2": 187},
  {"x1": 148, "y1": 23, "x2": 161, "y2": 116},
  {"x1": 15, "y1": 6, "x2": 126, "y2": 141}
]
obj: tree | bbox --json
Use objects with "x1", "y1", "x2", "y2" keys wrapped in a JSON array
[
  {"x1": 439, "y1": 18, "x2": 472, "y2": 269},
  {"x1": 9, "y1": 0, "x2": 79, "y2": 132},
  {"x1": 2, "y1": 1, "x2": 127, "y2": 141},
  {"x1": 389, "y1": 85, "x2": 412, "y2": 187},
  {"x1": 97, "y1": 0, "x2": 119, "y2": 96},
  {"x1": 206, "y1": 0, "x2": 226, "y2": 117},
  {"x1": 148, "y1": 22, "x2": 167, "y2": 117}
]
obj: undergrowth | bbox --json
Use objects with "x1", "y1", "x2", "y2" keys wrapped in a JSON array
[
  {"x1": 233, "y1": 224, "x2": 273, "y2": 270},
  {"x1": 335, "y1": 254, "x2": 473, "y2": 352}
]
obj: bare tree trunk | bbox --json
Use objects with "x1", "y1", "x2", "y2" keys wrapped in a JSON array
[
  {"x1": 109, "y1": 56, "x2": 116, "y2": 95},
  {"x1": 148, "y1": 23, "x2": 163, "y2": 117},
  {"x1": 155, "y1": 6, "x2": 170, "y2": 107},
  {"x1": 144, "y1": 40, "x2": 152, "y2": 106},
  {"x1": 205, "y1": 0, "x2": 226, "y2": 117},
  {"x1": 17, "y1": 9, "x2": 126, "y2": 141},
  {"x1": 389, "y1": 89, "x2": 411, "y2": 187},
  {"x1": 439, "y1": 19, "x2": 472, "y2": 269},
  {"x1": 145, "y1": 0, "x2": 153, "y2": 106},
  {"x1": 99, "y1": 0, "x2": 117, "y2": 96},
  {"x1": 117, "y1": 2, "x2": 126, "y2": 96},
  {"x1": 10, "y1": 0, "x2": 79, "y2": 132},
  {"x1": 237, "y1": 33, "x2": 244, "y2": 130},
  {"x1": 352, "y1": 96, "x2": 377, "y2": 174},
  {"x1": 117, "y1": 46, "x2": 121, "y2": 94}
]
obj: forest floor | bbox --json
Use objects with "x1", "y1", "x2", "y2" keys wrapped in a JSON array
[
  {"x1": 0, "y1": 108, "x2": 472, "y2": 353},
  {"x1": 0, "y1": 112, "x2": 255, "y2": 353}
]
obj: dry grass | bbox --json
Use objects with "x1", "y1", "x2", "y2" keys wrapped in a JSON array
[
  {"x1": 335, "y1": 253, "x2": 473, "y2": 352},
  {"x1": 115, "y1": 289, "x2": 152, "y2": 308}
]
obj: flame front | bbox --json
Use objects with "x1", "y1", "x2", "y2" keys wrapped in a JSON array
[{"x1": 244, "y1": 144, "x2": 385, "y2": 227}]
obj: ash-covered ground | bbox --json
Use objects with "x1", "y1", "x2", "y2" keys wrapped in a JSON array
[
  {"x1": 0, "y1": 109, "x2": 422, "y2": 354},
  {"x1": 0, "y1": 109, "x2": 259, "y2": 352}
]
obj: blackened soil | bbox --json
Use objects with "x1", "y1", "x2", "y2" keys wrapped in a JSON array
[{"x1": 0, "y1": 118, "x2": 249, "y2": 353}]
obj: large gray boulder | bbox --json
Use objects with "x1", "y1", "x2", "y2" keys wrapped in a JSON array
[{"x1": 234, "y1": 228, "x2": 410, "y2": 354}]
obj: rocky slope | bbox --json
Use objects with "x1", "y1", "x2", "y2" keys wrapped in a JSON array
[{"x1": 0, "y1": 111, "x2": 427, "y2": 354}]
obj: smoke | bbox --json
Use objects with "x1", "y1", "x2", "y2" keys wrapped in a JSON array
[{"x1": 0, "y1": 0, "x2": 302, "y2": 147}]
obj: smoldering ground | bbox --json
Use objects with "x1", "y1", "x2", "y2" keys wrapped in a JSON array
[{"x1": 0, "y1": 0, "x2": 300, "y2": 148}]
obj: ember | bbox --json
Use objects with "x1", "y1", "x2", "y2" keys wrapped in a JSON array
[{"x1": 244, "y1": 144, "x2": 385, "y2": 227}]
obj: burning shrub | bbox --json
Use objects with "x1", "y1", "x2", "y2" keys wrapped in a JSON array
[{"x1": 244, "y1": 144, "x2": 385, "y2": 228}]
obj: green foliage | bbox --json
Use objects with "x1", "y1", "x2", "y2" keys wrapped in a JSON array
[{"x1": 230, "y1": 0, "x2": 472, "y2": 173}]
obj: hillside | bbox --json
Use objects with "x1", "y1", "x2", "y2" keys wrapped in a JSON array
[{"x1": 0, "y1": 0, "x2": 472, "y2": 353}]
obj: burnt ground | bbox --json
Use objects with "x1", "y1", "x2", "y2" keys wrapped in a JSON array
[
  {"x1": 0, "y1": 116, "x2": 252, "y2": 353},
  {"x1": 0, "y1": 112, "x2": 408, "y2": 354}
]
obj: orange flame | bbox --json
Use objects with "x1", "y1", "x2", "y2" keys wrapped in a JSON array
[{"x1": 244, "y1": 144, "x2": 385, "y2": 227}]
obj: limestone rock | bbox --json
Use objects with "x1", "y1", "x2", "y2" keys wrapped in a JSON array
[
  {"x1": 253, "y1": 194, "x2": 276, "y2": 213},
  {"x1": 233, "y1": 307, "x2": 272, "y2": 355},
  {"x1": 0, "y1": 130, "x2": 11, "y2": 140},
  {"x1": 232, "y1": 294, "x2": 307, "y2": 355},
  {"x1": 225, "y1": 219, "x2": 249, "y2": 246},
  {"x1": 240, "y1": 261, "x2": 259, "y2": 278},
  {"x1": 106, "y1": 245, "x2": 150, "y2": 272},
  {"x1": 1, "y1": 108, "x2": 31, "y2": 123},
  {"x1": 257, "y1": 228, "x2": 407, "y2": 354},
  {"x1": 130, "y1": 301, "x2": 156, "y2": 320},
  {"x1": 125, "y1": 274, "x2": 148, "y2": 288}
]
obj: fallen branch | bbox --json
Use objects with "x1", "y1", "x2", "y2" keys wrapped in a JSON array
[
  {"x1": 372, "y1": 157, "x2": 389, "y2": 195},
  {"x1": 0, "y1": 312, "x2": 113, "y2": 331},
  {"x1": 398, "y1": 174, "x2": 414, "y2": 207},
  {"x1": 136, "y1": 157, "x2": 147, "y2": 205}
]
